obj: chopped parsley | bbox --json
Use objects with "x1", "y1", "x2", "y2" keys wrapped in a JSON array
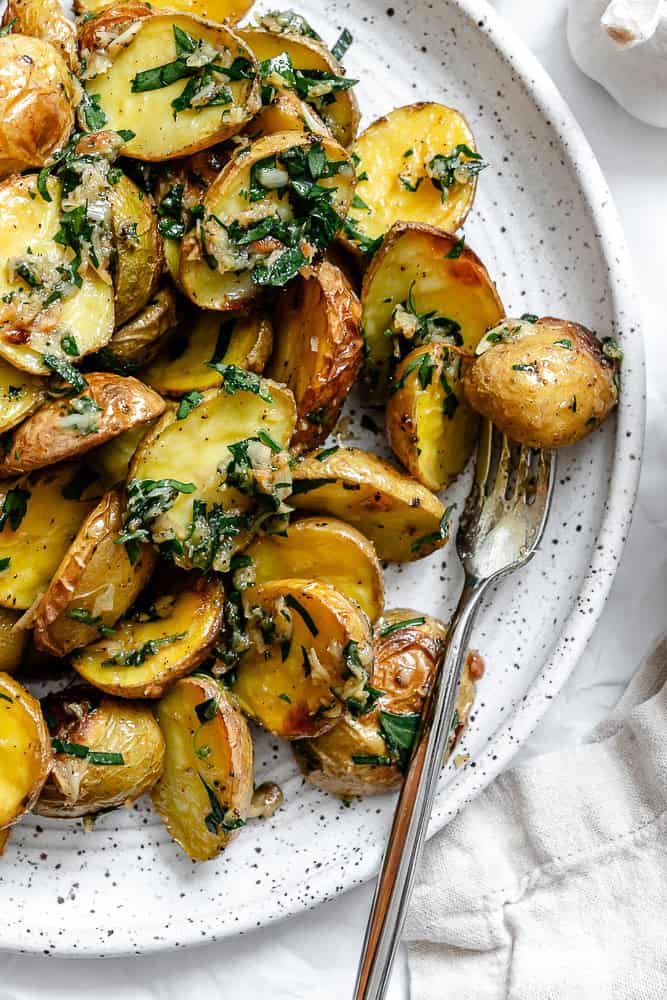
[
  {"x1": 426, "y1": 144, "x2": 487, "y2": 203},
  {"x1": 80, "y1": 91, "x2": 107, "y2": 131},
  {"x1": 51, "y1": 739, "x2": 124, "y2": 766},
  {"x1": 445, "y1": 235, "x2": 465, "y2": 259},
  {"x1": 0, "y1": 487, "x2": 30, "y2": 532},
  {"x1": 65, "y1": 608, "x2": 102, "y2": 626},
  {"x1": 42, "y1": 355, "x2": 87, "y2": 392},
  {"x1": 352, "y1": 754, "x2": 392, "y2": 767},
  {"x1": 117, "y1": 478, "x2": 196, "y2": 561},
  {"x1": 410, "y1": 504, "x2": 455, "y2": 553},
  {"x1": 379, "y1": 616, "x2": 426, "y2": 638},
  {"x1": 315, "y1": 445, "x2": 339, "y2": 461},
  {"x1": 553, "y1": 338, "x2": 572, "y2": 349},
  {"x1": 208, "y1": 363, "x2": 273, "y2": 402},
  {"x1": 331, "y1": 28, "x2": 353, "y2": 61},
  {"x1": 60, "y1": 333, "x2": 79, "y2": 357},
  {"x1": 379, "y1": 710, "x2": 421, "y2": 771},
  {"x1": 102, "y1": 632, "x2": 186, "y2": 668},
  {"x1": 0, "y1": 557, "x2": 10, "y2": 571},
  {"x1": 59, "y1": 395, "x2": 102, "y2": 436},
  {"x1": 195, "y1": 697, "x2": 218, "y2": 724},
  {"x1": 176, "y1": 390, "x2": 204, "y2": 420},
  {"x1": 201, "y1": 777, "x2": 246, "y2": 834}
]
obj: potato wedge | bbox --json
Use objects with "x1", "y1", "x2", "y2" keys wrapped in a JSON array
[
  {"x1": 0, "y1": 174, "x2": 116, "y2": 375},
  {"x1": 346, "y1": 103, "x2": 482, "y2": 247},
  {"x1": 2, "y1": 0, "x2": 79, "y2": 74},
  {"x1": 75, "y1": 0, "x2": 255, "y2": 25},
  {"x1": 0, "y1": 373, "x2": 166, "y2": 478},
  {"x1": 152, "y1": 674, "x2": 253, "y2": 861},
  {"x1": 232, "y1": 578, "x2": 374, "y2": 739},
  {"x1": 0, "y1": 463, "x2": 100, "y2": 610},
  {"x1": 142, "y1": 307, "x2": 273, "y2": 396},
  {"x1": 463, "y1": 317, "x2": 619, "y2": 447},
  {"x1": 244, "y1": 516, "x2": 384, "y2": 622},
  {"x1": 361, "y1": 223, "x2": 504, "y2": 401},
  {"x1": 290, "y1": 447, "x2": 450, "y2": 562},
  {"x1": 87, "y1": 422, "x2": 154, "y2": 489},
  {"x1": 128, "y1": 376, "x2": 296, "y2": 570},
  {"x1": 267, "y1": 261, "x2": 362, "y2": 450},
  {"x1": 0, "y1": 607, "x2": 29, "y2": 673},
  {"x1": 246, "y1": 88, "x2": 329, "y2": 139},
  {"x1": 33, "y1": 489, "x2": 157, "y2": 657},
  {"x1": 109, "y1": 174, "x2": 164, "y2": 327},
  {"x1": 36, "y1": 687, "x2": 165, "y2": 818},
  {"x1": 72, "y1": 573, "x2": 225, "y2": 698},
  {"x1": 80, "y1": 10, "x2": 260, "y2": 162},
  {"x1": 0, "y1": 360, "x2": 46, "y2": 435},
  {"x1": 386, "y1": 343, "x2": 480, "y2": 491},
  {"x1": 237, "y1": 28, "x2": 360, "y2": 146},
  {"x1": 99, "y1": 286, "x2": 180, "y2": 373},
  {"x1": 0, "y1": 671, "x2": 52, "y2": 828},
  {"x1": 179, "y1": 131, "x2": 355, "y2": 310}
]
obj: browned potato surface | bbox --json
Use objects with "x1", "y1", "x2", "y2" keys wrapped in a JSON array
[
  {"x1": 0, "y1": 671, "x2": 52, "y2": 828},
  {"x1": 104, "y1": 286, "x2": 179, "y2": 371},
  {"x1": 2, "y1": 0, "x2": 79, "y2": 73},
  {"x1": 109, "y1": 174, "x2": 164, "y2": 327}
]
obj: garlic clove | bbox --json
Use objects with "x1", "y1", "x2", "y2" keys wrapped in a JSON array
[{"x1": 601, "y1": 0, "x2": 662, "y2": 46}]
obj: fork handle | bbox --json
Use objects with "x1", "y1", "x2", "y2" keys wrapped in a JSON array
[{"x1": 353, "y1": 577, "x2": 488, "y2": 1000}]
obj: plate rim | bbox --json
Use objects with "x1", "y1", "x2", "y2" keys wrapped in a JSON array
[{"x1": 2, "y1": 0, "x2": 645, "y2": 957}]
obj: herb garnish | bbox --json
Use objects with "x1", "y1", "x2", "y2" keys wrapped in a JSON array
[
  {"x1": 201, "y1": 777, "x2": 246, "y2": 834},
  {"x1": 0, "y1": 487, "x2": 30, "y2": 532},
  {"x1": 379, "y1": 616, "x2": 426, "y2": 638},
  {"x1": 0, "y1": 557, "x2": 9, "y2": 571},
  {"x1": 286, "y1": 594, "x2": 319, "y2": 636},
  {"x1": 331, "y1": 28, "x2": 353, "y2": 61},
  {"x1": 51, "y1": 739, "x2": 124, "y2": 766},
  {"x1": 176, "y1": 390, "x2": 204, "y2": 420},
  {"x1": 352, "y1": 754, "x2": 392, "y2": 767},
  {"x1": 426, "y1": 144, "x2": 487, "y2": 203},
  {"x1": 195, "y1": 698, "x2": 218, "y2": 724},
  {"x1": 65, "y1": 608, "x2": 102, "y2": 626},
  {"x1": 102, "y1": 633, "x2": 186, "y2": 668},
  {"x1": 208, "y1": 363, "x2": 273, "y2": 402},
  {"x1": 410, "y1": 504, "x2": 454, "y2": 553},
  {"x1": 117, "y1": 478, "x2": 196, "y2": 561},
  {"x1": 42, "y1": 355, "x2": 87, "y2": 392},
  {"x1": 445, "y1": 235, "x2": 465, "y2": 259},
  {"x1": 379, "y1": 710, "x2": 421, "y2": 771}
]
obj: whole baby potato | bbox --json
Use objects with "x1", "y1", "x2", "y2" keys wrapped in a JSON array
[{"x1": 463, "y1": 317, "x2": 619, "y2": 448}]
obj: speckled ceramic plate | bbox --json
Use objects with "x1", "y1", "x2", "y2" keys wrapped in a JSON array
[{"x1": 2, "y1": 0, "x2": 644, "y2": 958}]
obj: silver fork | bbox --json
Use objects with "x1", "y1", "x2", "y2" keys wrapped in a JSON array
[{"x1": 354, "y1": 423, "x2": 556, "y2": 1000}]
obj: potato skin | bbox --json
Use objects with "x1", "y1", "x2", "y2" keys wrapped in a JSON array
[
  {"x1": 463, "y1": 317, "x2": 619, "y2": 448},
  {"x1": 75, "y1": 0, "x2": 255, "y2": 26},
  {"x1": 0, "y1": 374, "x2": 166, "y2": 478},
  {"x1": 268, "y1": 262, "x2": 363, "y2": 451},
  {"x1": 35, "y1": 687, "x2": 165, "y2": 818},
  {"x1": 0, "y1": 359, "x2": 45, "y2": 435},
  {"x1": 2, "y1": 0, "x2": 79, "y2": 73},
  {"x1": 109, "y1": 175, "x2": 164, "y2": 327},
  {"x1": 106, "y1": 286, "x2": 179, "y2": 369},
  {"x1": 0, "y1": 671, "x2": 52, "y2": 828},
  {"x1": 0, "y1": 606, "x2": 29, "y2": 673}
]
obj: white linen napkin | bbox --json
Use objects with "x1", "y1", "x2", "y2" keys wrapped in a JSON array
[{"x1": 404, "y1": 635, "x2": 667, "y2": 999}]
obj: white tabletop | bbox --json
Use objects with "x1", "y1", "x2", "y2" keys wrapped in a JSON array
[{"x1": 5, "y1": 1, "x2": 667, "y2": 997}]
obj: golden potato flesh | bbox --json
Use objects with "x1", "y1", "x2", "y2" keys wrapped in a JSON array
[
  {"x1": 0, "y1": 671, "x2": 52, "y2": 828},
  {"x1": 463, "y1": 317, "x2": 619, "y2": 448},
  {"x1": 232, "y1": 578, "x2": 374, "y2": 740},
  {"x1": 152, "y1": 674, "x2": 253, "y2": 861},
  {"x1": 246, "y1": 89, "x2": 329, "y2": 139},
  {"x1": 290, "y1": 447, "x2": 450, "y2": 563},
  {"x1": 3, "y1": 1, "x2": 79, "y2": 74},
  {"x1": 0, "y1": 463, "x2": 100, "y2": 610},
  {"x1": 33, "y1": 489, "x2": 157, "y2": 657},
  {"x1": 88, "y1": 422, "x2": 154, "y2": 489},
  {"x1": 36, "y1": 687, "x2": 165, "y2": 818},
  {"x1": 0, "y1": 358, "x2": 45, "y2": 435},
  {"x1": 81, "y1": 11, "x2": 260, "y2": 161},
  {"x1": 75, "y1": 0, "x2": 255, "y2": 25},
  {"x1": 267, "y1": 261, "x2": 362, "y2": 451},
  {"x1": 109, "y1": 174, "x2": 164, "y2": 327},
  {"x1": 347, "y1": 103, "x2": 482, "y2": 246},
  {"x1": 0, "y1": 175, "x2": 115, "y2": 375},
  {"x1": 104, "y1": 286, "x2": 179, "y2": 371},
  {"x1": 142, "y1": 308, "x2": 273, "y2": 396},
  {"x1": 245, "y1": 516, "x2": 384, "y2": 622},
  {"x1": 0, "y1": 606, "x2": 28, "y2": 673},
  {"x1": 0, "y1": 373, "x2": 166, "y2": 478},
  {"x1": 0, "y1": 34, "x2": 76, "y2": 178},
  {"x1": 386, "y1": 343, "x2": 480, "y2": 491},
  {"x1": 72, "y1": 574, "x2": 225, "y2": 699},
  {"x1": 361, "y1": 223, "x2": 504, "y2": 401}
]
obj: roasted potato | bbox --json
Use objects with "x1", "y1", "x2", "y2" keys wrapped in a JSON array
[
  {"x1": 72, "y1": 573, "x2": 225, "y2": 698},
  {"x1": 386, "y1": 343, "x2": 479, "y2": 491},
  {"x1": 75, "y1": 0, "x2": 255, "y2": 24},
  {"x1": 0, "y1": 373, "x2": 166, "y2": 478},
  {"x1": 0, "y1": 34, "x2": 77, "y2": 178},
  {"x1": 0, "y1": 606, "x2": 29, "y2": 673},
  {"x1": 267, "y1": 261, "x2": 362, "y2": 450},
  {"x1": 2, "y1": 0, "x2": 79, "y2": 74},
  {"x1": 100, "y1": 286, "x2": 180, "y2": 372},
  {"x1": 109, "y1": 174, "x2": 164, "y2": 327},
  {"x1": 33, "y1": 489, "x2": 157, "y2": 657},
  {"x1": 0, "y1": 175, "x2": 115, "y2": 375},
  {"x1": 463, "y1": 317, "x2": 620, "y2": 447},
  {"x1": 290, "y1": 447, "x2": 451, "y2": 562},
  {"x1": 142, "y1": 307, "x2": 273, "y2": 396},
  {"x1": 36, "y1": 687, "x2": 165, "y2": 818},
  {"x1": 0, "y1": 671, "x2": 52, "y2": 828},
  {"x1": 232, "y1": 578, "x2": 374, "y2": 739},
  {"x1": 294, "y1": 611, "x2": 481, "y2": 796},
  {"x1": 0, "y1": 463, "x2": 100, "y2": 610},
  {"x1": 87, "y1": 422, "x2": 154, "y2": 488},
  {"x1": 80, "y1": 9, "x2": 260, "y2": 161},
  {"x1": 128, "y1": 376, "x2": 296, "y2": 570},
  {"x1": 0, "y1": 359, "x2": 46, "y2": 435},
  {"x1": 152, "y1": 674, "x2": 253, "y2": 861},
  {"x1": 0, "y1": 827, "x2": 9, "y2": 854},
  {"x1": 246, "y1": 88, "x2": 329, "y2": 139},
  {"x1": 361, "y1": 223, "x2": 504, "y2": 401},
  {"x1": 244, "y1": 516, "x2": 384, "y2": 622},
  {"x1": 346, "y1": 103, "x2": 482, "y2": 247},
  {"x1": 179, "y1": 131, "x2": 355, "y2": 311},
  {"x1": 237, "y1": 28, "x2": 360, "y2": 146}
]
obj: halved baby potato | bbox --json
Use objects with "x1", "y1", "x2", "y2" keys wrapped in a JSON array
[
  {"x1": 246, "y1": 88, "x2": 329, "y2": 139},
  {"x1": 290, "y1": 446, "x2": 450, "y2": 562},
  {"x1": 0, "y1": 175, "x2": 115, "y2": 375},
  {"x1": 267, "y1": 261, "x2": 362, "y2": 450},
  {"x1": 142, "y1": 307, "x2": 273, "y2": 396},
  {"x1": 0, "y1": 360, "x2": 46, "y2": 435},
  {"x1": 361, "y1": 223, "x2": 504, "y2": 401},
  {"x1": 386, "y1": 343, "x2": 480, "y2": 491},
  {"x1": 0, "y1": 462, "x2": 100, "y2": 610},
  {"x1": 80, "y1": 9, "x2": 260, "y2": 161},
  {"x1": 152, "y1": 674, "x2": 253, "y2": 861},
  {"x1": 179, "y1": 130, "x2": 355, "y2": 311},
  {"x1": 346, "y1": 103, "x2": 482, "y2": 248},
  {"x1": 71, "y1": 573, "x2": 225, "y2": 698},
  {"x1": 109, "y1": 173, "x2": 164, "y2": 327},
  {"x1": 232, "y1": 578, "x2": 374, "y2": 739},
  {"x1": 2, "y1": 0, "x2": 79, "y2": 73},
  {"x1": 244, "y1": 516, "x2": 384, "y2": 622},
  {"x1": 75, "y1": 0, "x2": 255, "y2": 25},
  {"x1": 237, "y1": 28, "x2": 360, "y2": 146},
  {"x1": 33, "y1": 488, "x2": 157, "y2": 657},
  {"x1": 101, "y1": 286, "x2": 180, "y2": 372},
  {"x1": 0, "y1": 607, "x2": 29, "y2": 673},
  {"x1": 463, "y1": 316, "x2": 619, "y2": 447},
  {"x1": 128, "y1": 376, "x2": 296, "y2": 571},
  {"x1": 0, "y1": 671, "x2": 52, "y2": 829},
  {"x1": 36, "y1": 687, "x2": 165, "y2": 818},
  {"x1": 0, "y1": 373, "x2": 166, "y2": 478},
  {"x1": 87, "y1": 422, "x2": 154, "y2": 488}
]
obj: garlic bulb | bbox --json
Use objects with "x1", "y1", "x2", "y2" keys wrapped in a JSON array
[{"x1": 567, "y1": 0, "x2": 667, "y2": 127}]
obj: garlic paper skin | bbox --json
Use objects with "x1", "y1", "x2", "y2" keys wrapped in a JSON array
[{"x1": 567, "y1": 0, "x2": 667, "y2": 127}]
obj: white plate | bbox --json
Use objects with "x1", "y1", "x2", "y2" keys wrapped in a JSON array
[{"x1": 1, "y1": 0, "x2": 645, "y2": 957}]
